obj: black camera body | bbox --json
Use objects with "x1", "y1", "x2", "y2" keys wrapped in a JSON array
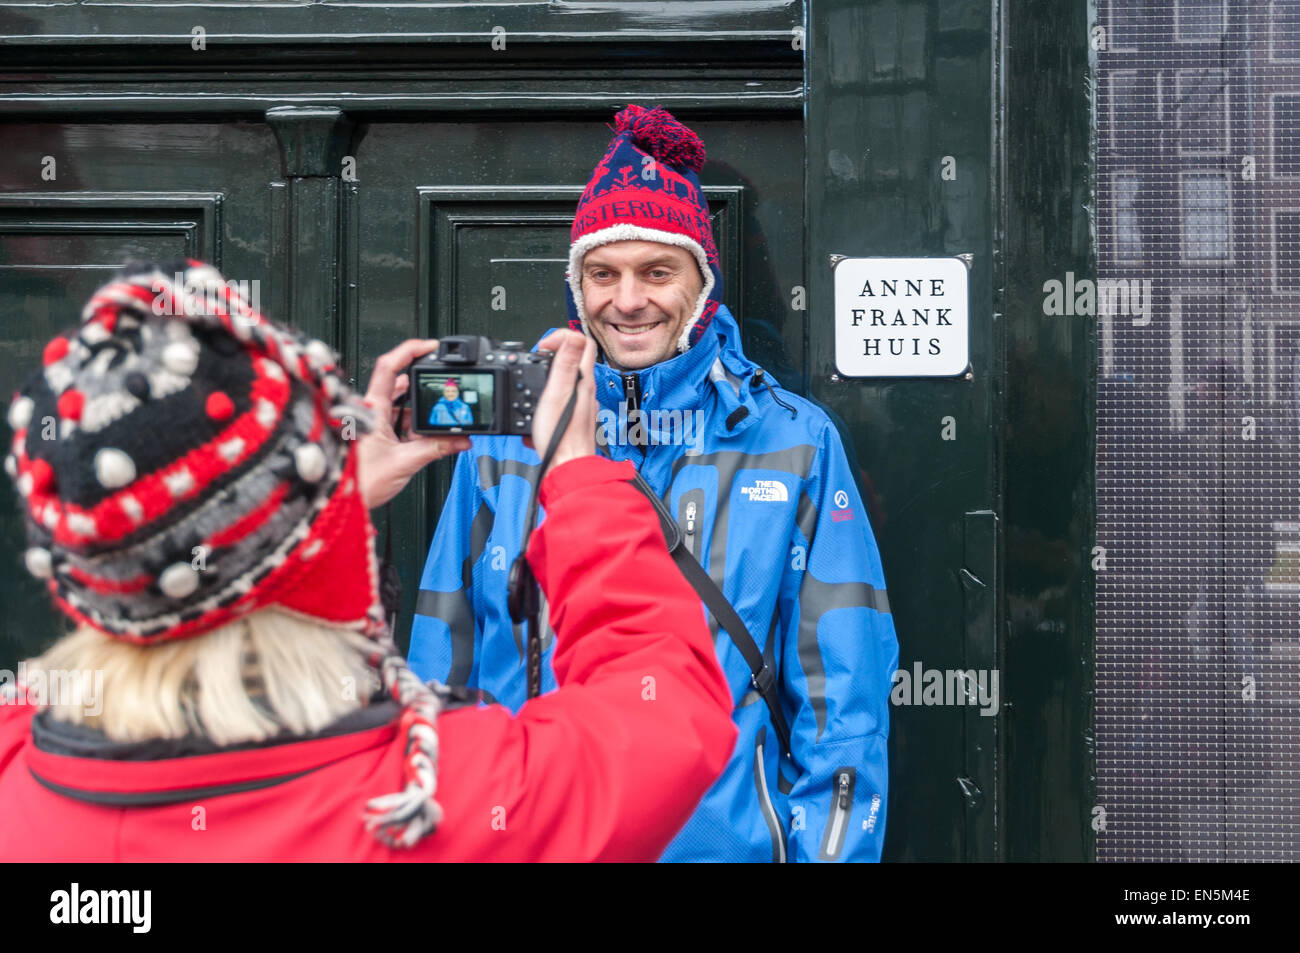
[{"x1": 408, "y1": 336, "x2": 551, "y2": 436}]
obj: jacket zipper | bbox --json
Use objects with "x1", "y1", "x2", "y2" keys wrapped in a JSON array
[
  {"x1": 820, "y1": 767, "x2": 856, "y2": 861},
  {"x1": 684, "y1": 500, "x2": 697, "y2": 558},
  {"x1": 754, "y1": 729, "x2": 787, "y2": 863},
  {"x1": 621, "y1": 371, "x2": 646, "y2": 457}
]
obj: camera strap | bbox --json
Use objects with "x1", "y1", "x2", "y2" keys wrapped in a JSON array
[
  {"x1": 627, "y1": 472, "x2": 794, "y2": 763},
  {"x1": 379, "y1": 501, "x2": 403, "y2": 637},
  {"x1": 510, "y1": 373, "x2": 584, "y2": 700}
]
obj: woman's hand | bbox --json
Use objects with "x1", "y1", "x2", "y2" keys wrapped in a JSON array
[
  {"x1": 357, "y1": 339, "x2": 471, "y2": 509},
  {"x1": 526, "y1": 329, "x2": 597, "y2": 469}
]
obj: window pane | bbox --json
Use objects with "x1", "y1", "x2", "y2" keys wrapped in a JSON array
[
  {"x1": 1277, "y1": 211, "x2": 1300, "y2": 290},
  {"x1": 1177, "y1": 71, "x2": 1227, "y2": 153},
  {"x1": 1183, "y1": 173, "x2": 1227, "y2": 208},
  {"x1": 1177, "y1": 0, "x2": 1224, "y2": 41},
  {"x1": 1276, "y1": 95, "x2": 1300, "y2": 175},
  {"x1": 1183, "y1": 174, "x2": 1229, "y2": 258},
  {"x1": 1112, "y1": 72, "x2": 1140, "y2": 114},
  {"x1": 1118, "y1": 210, "x2": 1142, "y2": 259},
  {"x1": 1106, "y1": 0, "x2": 1137, "y2": 49},
  {"x1": 1272, "y1": 0, "x2": 1300, "y2": 59},
  {"x1": 1116, "y1": 174, "x2": 1142, "y2": 259}
]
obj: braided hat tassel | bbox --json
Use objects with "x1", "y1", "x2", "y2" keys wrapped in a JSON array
[{"x1": 363, "y1": 653, "x2": 445, "y2": 847}]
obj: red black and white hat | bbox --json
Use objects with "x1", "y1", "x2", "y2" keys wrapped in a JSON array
[
  {"x1": 5, "y1": 259, "x2": 385, "y2": 643},
  {"x1": 6, "y1": 259, "x2": 448, "y2": 847}
]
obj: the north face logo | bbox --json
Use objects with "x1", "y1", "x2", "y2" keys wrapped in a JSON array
[{"x1": 740, "y1": 480, "x2": 788, "y2": 502}]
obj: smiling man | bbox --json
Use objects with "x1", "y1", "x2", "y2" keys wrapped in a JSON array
[
  {"x1": 408, "y1": 104, "x2": 899, "y2": 863},
  {"x1": 579, "y1": 241, "x2": 701, "y2": 368}
]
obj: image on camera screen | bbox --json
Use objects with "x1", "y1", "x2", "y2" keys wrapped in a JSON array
[{"x1": 414, "y1": 370, "x2": 495, "y2": 432}]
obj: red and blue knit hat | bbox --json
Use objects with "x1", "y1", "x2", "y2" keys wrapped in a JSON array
[
  {"x1": 5, "y1": 259, "x2": 386, "y2": 644},
  {"x1": 566, "y1": 104, "x2": 723, "y2": 353}
]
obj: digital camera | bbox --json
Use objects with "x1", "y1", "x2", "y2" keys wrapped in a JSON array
[{"x1": 408, "y1": 336, "x2": 552, "y2": 436}]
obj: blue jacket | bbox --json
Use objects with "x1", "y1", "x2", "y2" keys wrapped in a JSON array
[
  {"x1": 408, "y1": 304, "x2": 899, "y2": 862},
  {"x1": 429, "y1": 397, "x2": 473, "y2": 427}
]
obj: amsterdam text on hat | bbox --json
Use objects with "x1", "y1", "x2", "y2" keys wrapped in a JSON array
[{"x1": 566, "y1": 104, "x2": 724, "y2": 354}]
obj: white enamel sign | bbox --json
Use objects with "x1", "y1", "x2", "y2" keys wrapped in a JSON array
[{"x1": 833, "y1": 256, "x2": 970, "y2": 377}]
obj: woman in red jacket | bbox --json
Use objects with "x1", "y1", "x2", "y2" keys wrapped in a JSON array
[{"x1": 0, "y1": 260, "x2": 736, "y2": 862}]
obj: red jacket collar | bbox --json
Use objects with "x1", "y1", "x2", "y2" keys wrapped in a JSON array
[{"x1": 25, "y1": 702, "x2": 400, "y2": 807}]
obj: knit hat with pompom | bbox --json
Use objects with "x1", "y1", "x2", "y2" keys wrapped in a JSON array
[
  {"x1": 4, "y1": 259, "x2": 443, "y2": 848},
  {"x1": 565, "y1": 104, "x2": 723, "y2": 353}
]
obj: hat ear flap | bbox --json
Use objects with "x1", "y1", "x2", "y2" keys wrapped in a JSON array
[{"x1": 272, "y1": 453, "x2": 383, "y2": 633}]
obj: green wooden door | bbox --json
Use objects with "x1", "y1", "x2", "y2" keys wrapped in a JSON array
[
  {"x1": 0, "y1": 0, "x2": 1096, "y2": 862},
  {"x1": 0, "y1": 7, "x2": 806, "y2": 701}
]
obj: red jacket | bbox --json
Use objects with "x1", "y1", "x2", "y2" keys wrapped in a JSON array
[{"x1": 0, "y1": 456, "x2": 737, "y2": 861}]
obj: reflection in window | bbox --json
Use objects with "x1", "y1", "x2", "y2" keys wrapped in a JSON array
[
  {"x1": 1110, "y1": 71, "x2": 1141, "y2": 148},
  {"x1": 1276, "y1": 211, "x2": 1300, "y2": 291},
  {"x1": 1116, "y1": 174, "x2": 1142, "y2": 260},
  {"x1": 1275, "y1": 95, "x2": 1300, "y2": 176},
  {"x1": 1272, "y1": 0, "x2": 1300, "y2": 60},
  {"x1": 1177, "y1": 0, "x2": 1226, "y2": 41},
  {"x1": 1176, "y1": 70, "x2": 1228, "y2": 154},
  {"x1": 1105, "y1": 0, "x2": 1138, "y2": 51},
  {"x1": 1182, "y1": 173, "x2": 1230, "y2": 260}
]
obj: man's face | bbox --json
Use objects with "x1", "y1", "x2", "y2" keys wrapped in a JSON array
[
  {"x1": 443, "y1": 381, "x2": 459, "y2": 400},
  {"x1": 580, "y1": 241, "x2": 704, "y2": 371}
]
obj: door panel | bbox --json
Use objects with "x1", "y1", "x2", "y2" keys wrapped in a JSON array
[{"x1": 0, "y1": 122, "x2": 282, "y2": 662}]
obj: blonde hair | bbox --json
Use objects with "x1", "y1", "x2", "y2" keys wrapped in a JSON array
[{"x1": 28, "y1": 609, "x2": 382, "y2": 746}]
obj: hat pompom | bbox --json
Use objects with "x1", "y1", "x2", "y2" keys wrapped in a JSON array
[{"x1": 611, "y1": 104, "x2": 706, "y2": 174}]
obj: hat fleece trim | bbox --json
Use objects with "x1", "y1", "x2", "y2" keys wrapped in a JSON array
[{"x1": 567, "y1": 224, "x2": 715, "y2": 355}]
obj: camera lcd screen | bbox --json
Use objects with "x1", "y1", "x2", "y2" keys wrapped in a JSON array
[{"x1": 414, "y1": 370, "x2": 496, "y2": 432}]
